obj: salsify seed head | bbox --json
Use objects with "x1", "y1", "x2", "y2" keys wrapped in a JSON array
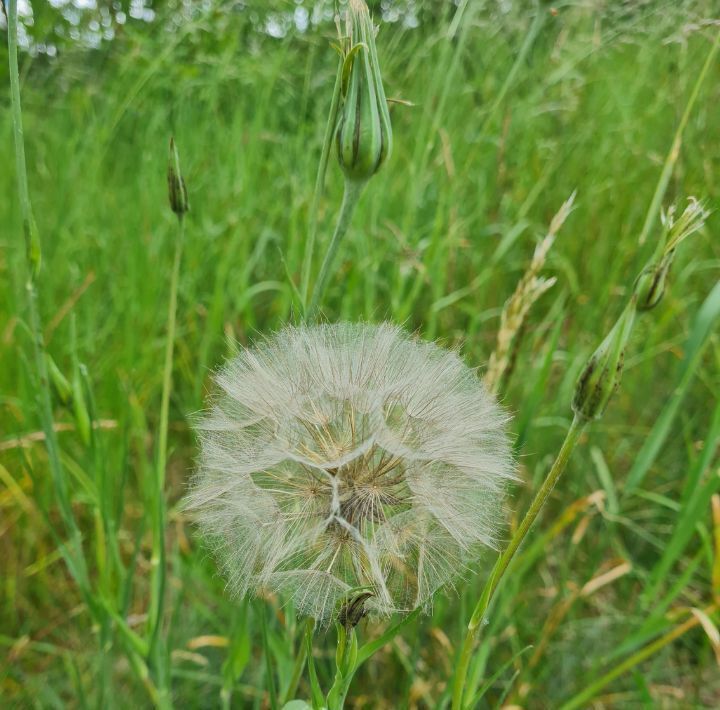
[{"x1": 186, "y1": 322, "x2": 514, "y2": 622}]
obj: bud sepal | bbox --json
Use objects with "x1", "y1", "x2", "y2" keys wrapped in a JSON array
[{"x1": 572, "y1": 302, "x2": 636, "y2": 421}]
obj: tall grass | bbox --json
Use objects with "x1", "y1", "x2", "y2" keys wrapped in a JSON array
[{"x1": 2, "y1": 1, "x2": 720, "y2": 706}]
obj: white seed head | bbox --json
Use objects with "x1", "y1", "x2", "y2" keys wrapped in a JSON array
[{"x1": 186, "y1": 322, "x2": 514, "y2": 622}]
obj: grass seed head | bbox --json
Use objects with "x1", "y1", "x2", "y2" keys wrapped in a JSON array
[{"x1": 187, "y1": 323, "x2": 514, "y2": 622}]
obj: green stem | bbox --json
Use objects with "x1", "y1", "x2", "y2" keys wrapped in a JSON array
[
  {"x1": 301, "y1": 60, "x2": 344, "y2": 308},
  {"x1": 148, "y1": 215, "x2": 185, "y2": 708},
  {"x1": 260, "y1": 603, "x2": 279, "y2": 710},
  {"x1": 451, "y1": 415, "x2": 586, "y2": 710},
  {"x1": 281, "y1": 629, "x2": 308, "y2": 705},
  {"x1": 7, "y1": 0, "x2": 89, "y2": 584},
  {"x1": 306, "y1": 179, "x2": 365, "y2": 320},
  {"x1": 305, "y1": 619, "x2": 325, "y2": 710}
]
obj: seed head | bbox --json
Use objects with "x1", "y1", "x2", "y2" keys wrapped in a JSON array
[{"x1": 187, "y1": 323, "x2": 514, "y2": 622}]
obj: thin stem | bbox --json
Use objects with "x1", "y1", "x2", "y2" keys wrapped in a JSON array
[
  {"x1": 306, "y1": 178, "x2": 365, "y2": 320},
  {"x1": 148, "y1": 215, "x2": 185, "y2": 708},
  {"x1": 260, "y1": 603, "x2": 279, "y2": 710},
  {"x1": 451, "y1": 415, "x2": 586, "y2": 710},
  {"x1": 7, "y1": 0, "x2": 88, "y2": 582},
  {"x1": 301, "y1": 60, "x2": 344, "y2": 308},
  {"x1": 305, "y1": 618, "x2": 325, "y2": 710},
  {"x1": 638, "y1": 27, "x2": 720, "y2": 247},
  {"x1": 281, "y1": 629, "x2": 308, "y2": 705},
  {"x1": 558, "y1": 606, "x2": 715, "y2": 710}
]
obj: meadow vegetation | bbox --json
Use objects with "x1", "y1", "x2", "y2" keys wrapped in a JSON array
[{"x1": 1, "y1": 1, "x2": 720, "y2": 707}]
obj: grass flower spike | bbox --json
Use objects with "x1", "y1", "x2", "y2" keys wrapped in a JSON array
[{"x1": 188, "y1": 323, "x2": 513, "y2": 622}]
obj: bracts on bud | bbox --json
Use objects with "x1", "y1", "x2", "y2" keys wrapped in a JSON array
[
  {"x1": 572, "y1": 302, "x2": 636, "y2": 421},
  {"x1": 167, "y1": 137, "x2": 189, "y2": 216},
  {"x1": 572, "y1": 197, "x2": 707, "y2": 422},
  {"x1": 335, "y1": 0, "x2": 392, "y2": 184},
  {"x1": 633, "y1": 257, "x2": 672, "y2": 311}
]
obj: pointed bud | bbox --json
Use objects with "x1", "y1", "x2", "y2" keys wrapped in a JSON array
[
  {"x1": 167, "y1": 137, "x2": 189, "y2": 216},
  {"x1": 25, "y1": 215, "x2": 42, "y2": 280},
  {"x1": 572, "y1": 303, "x2": 636, "y2": 421},
  {"x1": 635, "y1": 198, "x2": 709, "y2": 312},
  {"x1": 634, "y1": 256, "x2": 672, "y2": 312},
  {"x1": 46, "y1": 354, "x2": 72, "y2": 407},
  {"x1": 72, "y1": 365, "x2": 92, "y2": 447},
  {"x1": 335, "y1": 0, "x2": 392, "y2": 183}
]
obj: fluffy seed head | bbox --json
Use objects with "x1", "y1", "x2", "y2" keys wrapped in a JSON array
[{"x1": 187, "y1": 323, "x2": 514, "y2": 622}]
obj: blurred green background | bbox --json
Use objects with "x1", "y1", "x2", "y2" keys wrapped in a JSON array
[{"x1": 2, "y1": 1, "x2": 720, "y2": 707}]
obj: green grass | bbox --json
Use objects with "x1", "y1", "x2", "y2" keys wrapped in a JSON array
[{"x1": 2, "y1": 1, "x2": 720, "y2": 707}]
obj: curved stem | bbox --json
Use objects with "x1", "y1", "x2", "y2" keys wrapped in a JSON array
[
  {"x1": 301, "y1": 60, "x2": 344, "y2": 308},
  {"x1": 451, "y1": 415, "x2": 586, "y2": 710},
  {"x1": 306, "y1": 179, "x2": 365, "y2": 320}
]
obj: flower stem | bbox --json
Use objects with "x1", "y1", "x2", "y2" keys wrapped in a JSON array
[
  {"x1": 148, "y1": 214, "x2": 185, "y2": 708},
  {"x1": 301, "y1": 60, "x2": 344, "y2": 308},
  {"x1": 451, "y1": 415, "x2": 586, "y2": 709},
  {"x1": 306, "y1": 178, "x2": 365, "y2": 320}
]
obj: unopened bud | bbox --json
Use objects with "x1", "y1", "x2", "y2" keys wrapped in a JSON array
[
  {"x1": 572, "y1": 303, "x2": 636, "y2": 421},
  {"x1": 25, "y1": 216, "x2": 42, "y2": 280},
  {"x1": 633, "y1": 256, "x2": 672, "y2": 312},
  {"x1": 167, "y1": 137, "x2": 189, "y2": 216},
  {"x1": 72, "y1": 365, "x2": 92, "y2": 446},
  {"x1": 335, "y1": 0, "x2": 392, "y2": 183},
  {"x1": 338, "y1": 591, "x2": 373, "y2": 631},
  {"x1": 46, "y1": 354, "x2": 72, "y2": 407}
]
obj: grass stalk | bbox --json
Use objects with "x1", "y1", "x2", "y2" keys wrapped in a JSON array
[
  {"x1": 301, "y1": 60, "x2": 344, "y2": 309},
  {"x1": 306, "y1": 179, "x2": 365, "y2": 320},
  {"x1": 6, "y1": 0, "x2": 91, "y2": 596},
  {"x1": 451, "y1": 415, "x2": 586, "y2": 709},
  {"x1": 260, "y1": 603, "x2": 279, "y2": 710},
  {"x1": 281, "y1": 631, "x2": 308, "y2": 705}
]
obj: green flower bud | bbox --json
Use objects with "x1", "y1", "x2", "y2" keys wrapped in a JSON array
[
  {"x1": 572, "y1": 303, "x2": 636, "y2": 421},
  {"x1": 167, "y1": 137, "x2": 189, "y2": 216},
  {"x1": 335, "y1": 0, "x2": 392, "y2": 183},
  {"x1": 633, "y1": 255, "x2": 672, "y2": 312},
  {"x1": 72, "y1": 364, "x2": 92, "y2": 447},
  {"x1": 46, "y1": 353, "x2": 72, "y2": 407},
  {"x1": 26, "y1": 215, "x2": 42, "y2": 281}
]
